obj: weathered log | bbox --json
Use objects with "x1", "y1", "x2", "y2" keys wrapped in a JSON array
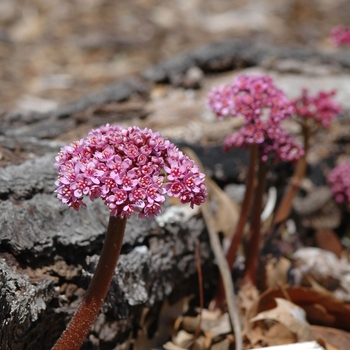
[
  {"x1": 143, "y1": 38, "x2": 350, "y2": 84},
  {"x1": 0, "y1": 152, "x2": 215, "y2": 349}
]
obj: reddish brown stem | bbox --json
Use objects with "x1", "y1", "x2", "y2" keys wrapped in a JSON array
[
  {"x1": 193, "y1": 239, "x2": 203, "y2": 340},
  {"x1": 52, "y1": 216, "x2": 127, "y2": 350},
  {"x1": 273, "y1": 123, "x2": 310, "y2": 225},
  {"x1": 242, "y1": 160, "x2": 268, "y2": 286},
  {"x1": 212, "y1": 144, "x2": 258, "y2": 309},
  {"x1": 226, "y1": 144, "x2": 258, "y2": 268}
]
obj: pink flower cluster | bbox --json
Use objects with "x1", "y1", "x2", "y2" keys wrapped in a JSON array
[
  {"x1": 207, "y1": 74, "x2": 293, "y2": 123},
  {"x1": 55, "y1": 124, "x2": 207, "y2": 219},
  {"x1": 328, "y1": 162, "x2": 350, "y2": 204},
  {"x1": 207, "y1": 74, "x2": 304, "y2": 163},
  {"x1": 224, "y1": 123, "x2": 304, "y2": 163},
  {"x1": 292, "y1": 89, "x2": 342, "y2": 128},
  {"x1": 330, "y1": 26, "x2": 350, "y2": 47}
]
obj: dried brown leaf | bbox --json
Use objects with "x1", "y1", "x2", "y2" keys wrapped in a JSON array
[
  {"x1": 134, "y1": 297, "x2": 191, "y2": 350},
  {"x1": 192, "y1": 335, "x2": 207, "y2": 350},
  {"x1": 302, "y1": 302, "x2": 336, "y2": 327},
  {"x1": 317, "y1": 338, "x2": 341, "y2": 350},
  {"x1": 311, "y1": 325, "x2": 350, "y2": 350},
  {"x1": 204, "y1": 313, "x2": 231, "y2": 338},
  {"x1": 250, "y1": 298, "x2": 314, "y2": 342},
  {"x1": 239, "y1": 282, "x2": 260, "y2": 346},
  {"x1": 181, "y1": 315, "x2": 201, "y2": 334},
  {"x1": 265, "y1": 257, "x2": 291, "y2": 289},
  {"x1": 163, "y1": 342, "x2": 188, "y2": 350},
  {"x1": 291, "y1": 247, "x2": 350, "y2": 301},
  {"x1": 251, "y1": 286, "x2": 350, "y2": 331},
  {"x1": 210, "y1": 338, "x2": 231, "y2": 350},
  {"x1": 172, "y1": 330, "x2": 194, "y2": 348},
  {"x1": 246, "y1": 323, "x2": 264, "y2": 348},
  {"x1": 262, "y1": 322, "x2": 297, "y2": 346}
]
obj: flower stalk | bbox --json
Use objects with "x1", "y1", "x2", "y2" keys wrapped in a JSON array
[
  {"x1": 242, "y1": 160, "x2": 268, "y2": 286},
  {"x1": 273, "y1": 88, "x2": 341, "y2": 225},
  {"x1": 53, "y1": 124, "x2": 207, "y2": 347},
  {"x1": 53, "y1": 216, "x2": 127, "y2": 350},
  {"x1": 273, "y1": 120, "x2": 310, "y2": 225},
  {"x1": 207, "y1": 74, "x2": 304, "y2": 289}
]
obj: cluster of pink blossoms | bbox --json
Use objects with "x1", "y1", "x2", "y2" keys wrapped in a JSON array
[
  {"x1": 224, "y1": 123, "x2": 304, "y2": 163},
  {"x1": 55, "y1": 124, "x2": 207, "y2": 219},
  {"x1": 207, "y1": 74, "x2": 293, "y2": 123},
  {"x1": 330, "y1": 26, "x2": 350, "y2": 47},
  {"x1": 207, "y1": 74, "x2": 304, "y2": 163},
  {"x1": 328, "y1": 162, "x2": 350, "y2": 204},
  {"x1": 292, "y1": 89, "x2": 342, "y2": 128}
]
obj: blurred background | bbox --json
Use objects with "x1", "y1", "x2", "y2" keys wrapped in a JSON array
[{"x1": 1, "y1": 0, "x2": 350, "y2": 113}]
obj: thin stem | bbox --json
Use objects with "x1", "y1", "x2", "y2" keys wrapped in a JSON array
[
  {"x1": 52, "y1": 216, "x2": 127, "y2": 350},
  {"x1": 273, "y1": 122, "x2": 310, "y2": 225},
  {"x1": 201, "y1": 200, "x2": 243, "y2": 350},
  {"x1": 213, "y1": 144, "x2": 258, "y2": 309},
  {"x1": 242, "y1": 160, "x2": 268, "y2": 286},
  {"x1": 227, "y1": 144, "x2": 258, "y2": 269},
  {"x1": 193, "y1": 239, "x2": 204, "y2": 341}
]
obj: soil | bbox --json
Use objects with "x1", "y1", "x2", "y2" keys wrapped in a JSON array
[{"x1": 1, "y1": 0, "x2": 350, "y2": 112}]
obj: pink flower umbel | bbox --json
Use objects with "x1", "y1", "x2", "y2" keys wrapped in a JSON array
[
  {"x1": 207, "y1": 74, "x2": 293, "y2": 124},
  {"x1": 274, "y1": 89, "x2": 342, "y2": 226},
  {"x1": 328, "y1": 162, "x2": 350, "y2": 204},
  {"x1": 330, "y1": 26, "x2": 350, "y2": 46},
  {"x1": 52, "y1": 124, "x2": 206, "y2": 350},
  {"x1": 207, "y1": 73, "x2": 304, "y2": 293},
  {"x1": 55, "y1": 124, "x2": 207, "y2": 218},
  {"x1": 223, "y1": 122, "x2": 304, "y2": 163},
  {"x1": 207, "y1": 74, "x2": 303, "y2": 164},
  {"x1": 292, "y1": 88, "x2": 342, "y2": 128}
]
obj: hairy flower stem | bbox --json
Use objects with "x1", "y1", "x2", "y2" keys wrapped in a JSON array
[
  {"x1": 212, "y1": 144, "x2": 258, "y2": 309},
  {"x1": 242, "y1": 160, "x2": 268, "y2": 286},
  {"x1": 226, "y1": 145, "x2": 258, "y2": 269},
  {"x1": 273, "y1": 121, "x2": 310, "y2": 225},
  {"x1": 52, "y1": 216, "x2": 127, "y2": 350}
]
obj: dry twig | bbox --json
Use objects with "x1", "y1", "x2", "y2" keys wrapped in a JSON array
[
  {"x1": 183, "y1": 147, "x2": 243, "y2": 350},
  {"x1": 201, "y1": 199, "x2": 243, "y2": 350}
]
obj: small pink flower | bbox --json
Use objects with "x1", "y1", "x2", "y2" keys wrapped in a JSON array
[
  {"x1": 71, "y1": 176, "x2": 90, "y2": 198},
  {"x1": 292, "y1": 88, "x2": 342, "y2": 128},
  {"x1": 141, "y1": 202, "x2": 162, "y2": 219},
  {"x1": 146, "y1": 183, "x2": 164, "y2": 204},
  {"x1": 206, "y1": 85, "x2": 236, "y2": 119},
  {"x1": 124, "y1": 144, "x2": 139, "y2": 158},
  {"x1": 95, "y1": 146, "x2": 116, "y2": 162},
  {"x1": 129, "y1": 188, "x2": 146, "y2": 202},
  {"x1": 108, "y1": 189, "x2": 127, "y2": 205},
  {"x1": 330, "y1": 26, "x2": 350, "y2": 46},
  {"x1": 328, "y1": 162, "x2": 350, "y2": 204},
  {"x1": 55, "y1": 124, "x2": 207, "y2": 218},
  {"x1": 164, "y1": 162, "x2": 185, "y2": 181},
  {"x1": 166, "y1": 181, "x2": 185, "y2": 197},
  {"x1": 262, "y1": 124, "x2": 304, "y2": 163},
  {"x1": 116, "y1": 174, "x2": 138, "y2": 191}
]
